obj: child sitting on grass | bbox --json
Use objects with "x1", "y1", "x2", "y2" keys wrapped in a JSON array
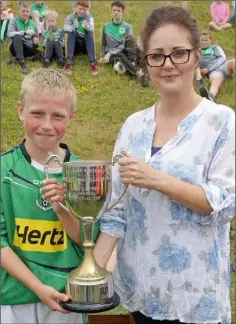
[
  {"x1": 7, "y1": 1, "x2": 42, "y2": 74},
  {"x1": 0, "y1": 0, "x2": 14, "y2": 41},
  {"x1": 199, "y1": 29, "x2": 235, "y2": 101},
  {"x1": 42, "y1": 10, "x2": 64, "y2": 69},
  {"x1": 63, "y1": 0, "x2": 98, "y2": 75},
  {"x1": 208, "y1": 0, "x2": 232, "y2": 31},
  {"x1": 30, "y1": 0, "x2": 48, "y2": 36}
]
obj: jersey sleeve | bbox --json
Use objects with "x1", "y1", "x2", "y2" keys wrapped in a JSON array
[{"x1": 1, "y1": 201, "x2": 9, "y2": 249}]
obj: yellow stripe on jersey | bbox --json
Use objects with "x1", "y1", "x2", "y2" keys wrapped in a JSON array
[{"x1": 13, "y1": 218, "x2": 67, "y2": 252}]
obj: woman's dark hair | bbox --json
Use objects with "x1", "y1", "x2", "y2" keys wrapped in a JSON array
[
  {"x1": 111, "y1": 1, "x2": 125, "y2": 11},
  {"x1": 141, "y1": 6, "x2": 200, "y2": 54}
]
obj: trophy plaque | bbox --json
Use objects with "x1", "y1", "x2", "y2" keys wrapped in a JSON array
[{"x1": 44, "y1": 152, "x2": 127, "y2": 313}]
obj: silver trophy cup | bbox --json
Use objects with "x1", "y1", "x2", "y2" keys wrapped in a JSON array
[{"x1": 44, "y1": 152, "x2": 127, "y2": 313}]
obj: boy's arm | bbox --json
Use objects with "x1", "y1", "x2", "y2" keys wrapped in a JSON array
[
  {"x1": 7, "y1": 18, "x2": 24, "y2": 38},
  {"x1": 58, "y1": 29, "x2": 64, "y2": 46},
  {"x1": 214, "y1": 45, "x2": 226, "y2": 59},
  {"x1": 86, "y1": 16, "x2": 94, "y2": 32},
  {"x1": 55, "y1": 209, "x2": 82, "y2": 246},
  {"x1": 41, "y1": 179, "x2": 82, "y2": 246},
  {"x1": 126, "y1": 23, "x2": 132, "y2": 36},
  {"x1": 1, "y1": 204, "x2": 71, "y2": 313},
  {"x1": 101, "y1": 26, "x2": 107, "y2": 57},
  {"x1": 63, "y1": 13, "x2": 75, "y2": 32},
  {"x1": 1, "y1": 246, "x2": 70, "y2": 313},
  {"x1": 1, "y1": 246, "x2": 45, "y2": 295},
  {"x1": 42, "y1": 30, "x2": 47, "y2": 46}
]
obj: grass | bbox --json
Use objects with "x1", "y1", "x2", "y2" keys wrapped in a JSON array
[{"x1": 1, "y1": 0, "x2": 235, "y2": 321}]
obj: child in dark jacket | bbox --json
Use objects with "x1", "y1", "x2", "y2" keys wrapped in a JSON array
[
  {"x1": 63, "y1": 0, "x2": 97, "y2": 75},
  {"x1": 7, "y1": 1, "x2": 42, "y2": 74}
]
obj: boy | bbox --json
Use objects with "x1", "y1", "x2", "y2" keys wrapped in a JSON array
[
  {"x1": 72, "y1": 0, "x2": 91, "y2": 11},
  {"x1": 1, "y1": 68, "x2": 98, "y2": 324},
  {"x1": 7, "y1": 1, "x2": 42, "y2": 74},
  {"x1": 0, "y1": 0, "x2": 14, "y2": 41},
  {"x1": 30, "y1": 0, "x2": 48, "y2": 35},
  {"x1": 199, "y1": 29, "x2": 235, "y2": 100},
  {"x1": 63, "y1": 0, "x2": 98, "y2": 75},
  {"x1": 99, "y1": 1, "x2": 149, "y2": 87},
  {"x1": 42, "y1": 10, "x2": 64, "y2": 68}
]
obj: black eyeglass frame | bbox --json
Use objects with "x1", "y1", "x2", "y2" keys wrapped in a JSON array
[{"x1": 145, "y1": 48, "x2": 196, "y2": 67}]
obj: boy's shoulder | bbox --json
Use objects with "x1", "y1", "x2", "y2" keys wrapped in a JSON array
[
  {"x1": 85, "y1": 13, "x2": 93, "y2": 20},
  {"x1": 122, "y1": 20, "x2": 132, "y2": 28},
  {"x1": 66, "y1": 12, "x2": 75, "y2": 20},
  {"x1": 1, "y1": 144, "x2": 24, "y2": 178}
]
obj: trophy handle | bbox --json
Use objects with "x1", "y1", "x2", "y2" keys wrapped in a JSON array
[
  {"x1": 44, "y1": 152, "x2": 70, "y2": 213},
  {"x1": 96, "y1": 151, "x2": 128, "y2": 220}
]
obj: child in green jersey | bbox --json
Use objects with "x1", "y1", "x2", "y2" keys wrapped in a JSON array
[
  {"x1": 42, "y1": 10, "x2": 64, "y2": 68},
  {"x1": 7, "y1": 1, "x2": 42, "y2": 74},
  {"x1": 1, "y1": 68, "x2": 96, "y2": 324},
  {"x1": 99, "y1": 1, "x2": 149, "y2": 87},
  {"x1": 63, "y1": 0, "x2": 98, "y2": 75},
  {"x1": 30, "y1": 0, "x2": 48, "y2": 35}
]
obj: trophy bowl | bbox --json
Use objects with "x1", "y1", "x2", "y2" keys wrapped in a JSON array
[{"x1": 44, "y1": 153, "x2": 127, "y2": 313}]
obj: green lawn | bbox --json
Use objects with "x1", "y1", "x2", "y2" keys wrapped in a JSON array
[{"x1": 1, "y1": 0, "x2": 235, "y2": 320}]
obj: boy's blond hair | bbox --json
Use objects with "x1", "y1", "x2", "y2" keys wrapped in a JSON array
[
  {"x1": 45, "y1": 10, "x2": 59, "y2": 22},
  {"x1": 20, "y1": 68, "x2": 77, "y2": 112}
]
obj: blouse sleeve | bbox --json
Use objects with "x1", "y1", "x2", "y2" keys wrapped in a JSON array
[
  {"x1": 99, "y1": 122, "x2": 129, "y2": 239},
  {"x1": 197, "y1": 112, "x2": 235, "y2": 225}
]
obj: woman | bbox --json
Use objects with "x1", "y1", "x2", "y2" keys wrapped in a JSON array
[{"x1": 94, "y1": 5, "x2": 235, "y2": 324}]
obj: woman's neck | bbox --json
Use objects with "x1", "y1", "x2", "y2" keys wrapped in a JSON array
[{"x1": 157, "y1": 88, "x2": 202, "y2": 119}]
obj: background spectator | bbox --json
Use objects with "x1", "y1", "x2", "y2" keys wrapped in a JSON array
[{"x1": 209, "y1": 0, "x2": 232, "y2": 31}]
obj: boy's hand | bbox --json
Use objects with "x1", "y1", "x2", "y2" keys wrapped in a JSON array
[
  {"x1": 74, "y1": 20, "x2": 78, "y2": 28},
  {"x1": 82, "y1": 21, "x2": 88, "y2": 29},
  {"x1": 26, "y1": 29, "x2": 36, "y2": 35},
  {"x1": 41, "y1": 179, "x2": 66, "y2": 214},
  {"x1": 36, "y1": 284, "x2": 71, "y2": 313},
  {"x1": 33, "y1": 37, "x2": 39, "y2": 45}
]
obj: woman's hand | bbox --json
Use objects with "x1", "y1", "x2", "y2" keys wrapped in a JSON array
[
  {"x1": 118, "y1": 153, "x2": 158, "y2": 189},
  {"x1": 40, "y1": 179, "x2": 66, "y2": 214}
]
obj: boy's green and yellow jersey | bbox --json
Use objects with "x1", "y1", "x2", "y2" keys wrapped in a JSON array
[{"x1": 1, "y1": 141, "x2": 99, "y2": 319}]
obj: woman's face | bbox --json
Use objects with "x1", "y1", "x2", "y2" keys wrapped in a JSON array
[{"x1": 146, "y1": 24, "x2": 200, "y2": 96}]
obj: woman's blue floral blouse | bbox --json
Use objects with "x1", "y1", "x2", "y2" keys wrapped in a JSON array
[{"x1": 100, "y1": 99, "x2": 235, "y2": 323}]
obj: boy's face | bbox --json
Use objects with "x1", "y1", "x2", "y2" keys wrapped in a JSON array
[
  {"x1": 111, "y1": 5, "x2": 124, "y2": 21},
  {"x1": 200, "y1": 34, "x2": 211, "y2": 49},
  {"x1": 47, "y1": 17, "x2": 57, "y2": 28},
  {"x1": 35, "y1": 1, "x2": 43, "y2": 5},
  {"x1": 0, "y1": 1, "x2": 6, "y2": 11},
  {"x1": 18, "y1": 93, "x2": 74, "y2": 152},
  {"x1": 76, "y1": 5, "x2": 88, "y2": 17},
  {"x1": 19, "y1": 6, "x2": 30, "y2": 21}
]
